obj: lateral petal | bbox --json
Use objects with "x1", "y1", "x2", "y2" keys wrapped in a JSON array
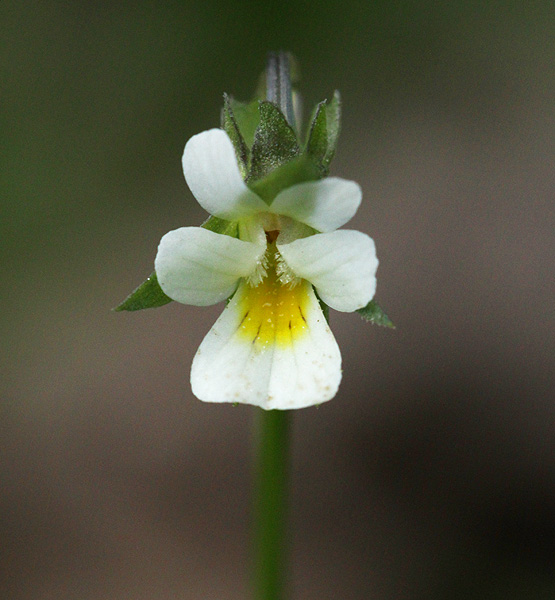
[
  {"x1": 270, "y1": 177, "x2": 361, "y2": 232},
  {"x1": 277, "y1": 230, "x2": 378, "y2": 312},
  {"x1": 183, "y1": 129, "x2": 268, "y2": 220},
  {"x1": 155, "y1": 227, "x2": 265, "y2": 306},
  {"x1": 191, "y1": 279, "x2": 341, "y2": 409}
]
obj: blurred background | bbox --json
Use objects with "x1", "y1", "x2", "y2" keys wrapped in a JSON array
[{"x1": 2, "y1": 1, "x2": 554, "y2": 598}]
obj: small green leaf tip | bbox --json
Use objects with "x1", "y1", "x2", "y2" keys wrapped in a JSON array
[
  {"x1": 201, "y1": 215, "x2": 239, "y2": 237},
  {"x1": 114, "y1": 272, "x2": 172, "y2": 312},
  {"x1": 222, "y1": 94, "x2": 249, "y2": 177},
  {"x1": 226, "y1": 97, "x2": 261, "y2": 149},
  {"x1": 306, "y1": 90, "x2": 341, "y2": 176},
  {"x1": 357, "y1": 300, "x2": 395, "y2": 328}
]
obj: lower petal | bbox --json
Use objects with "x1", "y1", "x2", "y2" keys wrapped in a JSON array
[{"x1": 191, "y1": 278, "x2": 341, "y2": 410}]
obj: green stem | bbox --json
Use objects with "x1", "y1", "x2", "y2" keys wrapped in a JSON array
[{"x1": 253, "y1": 409, "x2": 290, "y2": 600}]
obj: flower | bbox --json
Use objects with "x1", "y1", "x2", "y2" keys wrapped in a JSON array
[{"x1": 154, "y1": 128, "x2": 378, "y2": 410}]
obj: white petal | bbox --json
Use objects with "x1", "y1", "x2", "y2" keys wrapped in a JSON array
[
  {"x1": 155, "y1": 227, "x2": 265, "y2": 306},
  {"x1": 191, "y1": 279, "x2": 341, "y2": 409},
  {"x1": 270, "y1": 177, "x2": 362, "y2": 232},
  {"x1": 183, "y1": 129, "x2": 268, "y2": 220},
  {"x1": 277, "y1": 230, "x2": 378, "y2": 312}
]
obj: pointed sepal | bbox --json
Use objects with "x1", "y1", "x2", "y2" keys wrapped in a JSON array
[
  {"x1": 221, "y1": 94, "x2": 249, "y2": 177},
  {"x1": 200, "y1": 215, "x2": 239, "y2": 238},
  {"x1": 306, "y1": 91, "x2": 341, "y2": 175},
  {"x1": 248, "y1": 101, "x2": 300, "y2": 183},
  {"x1": 356, "y1": 299, "x2": 395, "y2": 328},
  {"x1": 226, "y1": 96, "x2": 261, "y2": 149},
  {"x1": 114, "y1": 272, "x2": 172, "y2": 312}
]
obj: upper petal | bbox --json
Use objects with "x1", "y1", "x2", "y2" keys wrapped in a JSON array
[
  {"x1": 270, "y1": 177, "x2": 362, "y2": 232},
  {"x1": 277, "y1": 230, "x2": 378, "y2": 312},
  {"x1": 191, "y1": 279, "x2": 341, "y2": 409},
  {"x1": 155, "y1": 226, "x2": 265, "y2": 306},
  {"x1": 183, "y1": 129, "x2": 268, "y2": 220}
]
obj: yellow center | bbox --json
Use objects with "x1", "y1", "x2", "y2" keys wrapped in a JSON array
[{"x1": 236, "y1": 265, "x2": 310, "y2": 349}]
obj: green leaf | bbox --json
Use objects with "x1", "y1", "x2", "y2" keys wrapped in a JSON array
[
  {"x1": 305, "y1": 101, "x2": 329, "y2": 175},
  {"x1": 357, "y1": 299, "x2": 395, "y2": 328},
  {"x1": 114, "y1": 272, "x2": 172, "y2": 312},
  {"x1": 201, "y1": 215, "x2": 238, "y2": 238},
  {"x1": 222, "y1": 94, "x2": 249, "y2": 176},
  {"x1": 248, "y1": 101, "x2": 300, "y2": 183},
  {"x1": 305, "y1": 91, "x2": 341, "y2": 175},
  {"x1": 323, "y1": 90, "x2": 341, "y2": 169},
  {"x1": 228, "y1": 97, "x2": 261, "y2": 149},
  {"x1": 249, "y1": 155, "x2": 320, "y2": 203}
]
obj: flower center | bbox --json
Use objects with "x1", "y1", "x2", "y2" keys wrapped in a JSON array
[
  {"x1": 236, "y1": 256, "x2": 310, "y2": 349},
  {"x1": 246, "y1": 236, "x2": 299, "y2": 288}
]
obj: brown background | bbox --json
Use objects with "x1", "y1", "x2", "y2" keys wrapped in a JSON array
[{"x1": 2, "y1": 1, "x2": 554, "y2": 598}]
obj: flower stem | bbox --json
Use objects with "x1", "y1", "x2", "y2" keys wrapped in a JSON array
[{"x1": 253, "y1": 409, "x2": 290, "y2": 600}]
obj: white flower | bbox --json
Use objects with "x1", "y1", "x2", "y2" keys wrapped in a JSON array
[{"x1": 155, "y1": 128, "x2": 378, "y2": 410}]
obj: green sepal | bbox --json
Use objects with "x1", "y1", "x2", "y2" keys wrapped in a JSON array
[
  {"x1": 114, "y1": 272, "x2": 172, "y2": 312},
  {"x1": 249, "y1": 155, "x2": 320, "y2": 203},
  {"x1": 228, "y1": 97, "x2": 261, "y2": 149},
  {"x1": 248, "y1": 101, "x2": 300, "y2": 183},
  {"x1": 222, "y1": 94, "x2": 249, "y2": 177},
  {"x1": 357, "y1": 299, "x2": 395, "y2": 328},
  {"x1": 305, "y1": 91, "x2": 341, "y2": 175},
  {"x1": 305, "y1": 101, "x2": 328, "y2": 174},
  {"x1": 323, "y1": 91, "x2": 341, "y2": 169},
  {"x1": 200, "y1": 215, "x2": 239, "y2": 238}
]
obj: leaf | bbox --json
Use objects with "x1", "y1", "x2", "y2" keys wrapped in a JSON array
[
  {"x1": 305, "y1": 101, "x2": 329, "y2": 175},
  {"x1": 228, "y1": 97, "x2": 260, "y2": 148},
  {"x1": 221, "y1": 94, "x2": 249, "y2": 176},
  {"x1": 114, "y1": 272, "x2": 172, "y2": 312},
  {"x1": 357, "y1": 299, "x2": 395, "y2": 328},
  {"x1": 323, "y1": 90, "x2": 341, "y2": 169},
  {"x1": 305, "y1": 91, "x2": 341, "y2": 175},
  {"x1": 248, "y1": 101, "x2": 300, "y2": 183},
  {"x1": 249, "y1": 155, "x2": 320, "y2": 203}
]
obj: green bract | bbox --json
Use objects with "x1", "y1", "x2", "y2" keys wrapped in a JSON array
[
  {"x1": 357, "y1": 299, "x2": 395, "y2": 328},
  {"x1": 306, "y1": 90, "x2": 341, "y2": 176},
  {"x1": 114, "y1": 272, "x2": 171, "y2": 312}
]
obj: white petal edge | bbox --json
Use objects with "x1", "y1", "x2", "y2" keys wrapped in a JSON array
[
  {"x1": 183, "y1": 129, "x2": 268, "y2": 220},
  {"x1": 277, "y1": 230, "x2": 378, "y2": 312},
  {"x1": 270, "y1": 177, "x2": 362, "y2": 232},
  {"x1": 155, "y1": 227, "x2": 266, "y2": 306},
  {"x1": 191, "y1": 281, "x2": 341, "y2": 409}
]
